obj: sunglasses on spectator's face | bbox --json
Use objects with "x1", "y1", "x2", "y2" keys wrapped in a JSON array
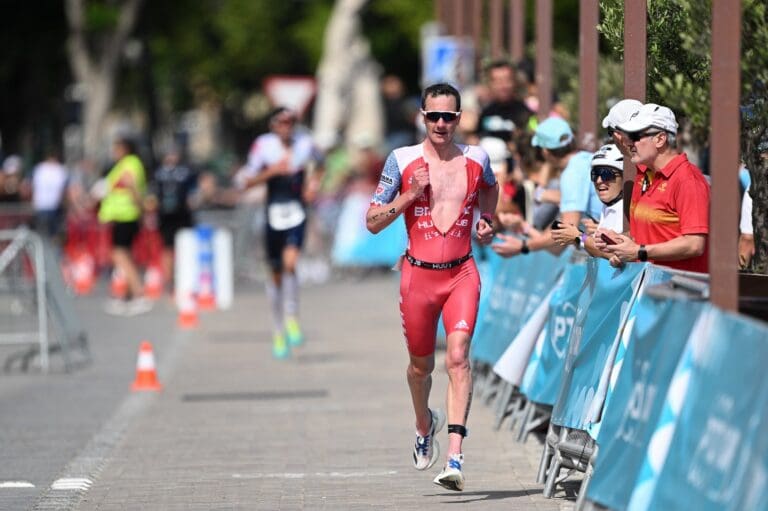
[
  {"x1": 421, "y1": 110, "x2": 460, "y2": 122},
  {"x1": 627, "y1": 130, "x2": 662, "y2": 142},
  {"x1": 590, "y1": 166, "x2": 622, "y2": 183}
]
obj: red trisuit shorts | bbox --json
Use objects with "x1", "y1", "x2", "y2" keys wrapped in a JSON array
[{"x1": 399, "y1": 257, "x2": 480, "y2": 357}]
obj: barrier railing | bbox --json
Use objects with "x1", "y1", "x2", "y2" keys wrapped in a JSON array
[
  {"x1": 471, "y1": 248, "x2": 768, "y2": 509},
  {"x1": 0, "y1": 227, "x2": 89, "y2": 372}
]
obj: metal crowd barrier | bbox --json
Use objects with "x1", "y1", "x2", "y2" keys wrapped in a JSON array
[{"x1": 0, "y1": 227, "x2": 89, "y2": 372}]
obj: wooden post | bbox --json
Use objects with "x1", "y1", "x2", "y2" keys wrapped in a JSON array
[
  {"x1": 490, "y1": 0, "x2": 503, "y2": 59},
  {"x1": 579, "y1": 0, "x2": 599, "y2": 150},
  {"x1": 535, "y1": 0, "x2": 553, "y2": 119},
  {"x1": 622, "y1": 0, "x2": 647, "y2": 228},
  {"x1": 709, "y1": 0, "x2": 741, "y2": 310},
  {"x1": 509, "y1": 0, "x2": 524, "y2": 63}
]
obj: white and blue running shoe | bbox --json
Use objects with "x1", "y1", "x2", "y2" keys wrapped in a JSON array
[
  {"x1": 433, "y1": 453, "x2": 465, "y2": 491},
  {"x1": 412, "y1": 408, "x2": 445, "y2": 470}
]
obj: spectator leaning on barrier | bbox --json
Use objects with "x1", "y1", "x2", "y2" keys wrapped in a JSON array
[
  {"x1": 492, "y1": 117, "x2": 602, "y2": 258},
  {"x1": 596, "y1": 103, "x2": 710, "y2": 273},
  {"x1": 366, "y1": 83, "x2": 498, "y2": 492},
  {"x1": 552, "y1": 144, "x2": 627, "y2": 258}
]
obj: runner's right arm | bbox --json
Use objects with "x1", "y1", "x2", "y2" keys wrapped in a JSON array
[{"x1": 366, "y1": 153, "x2": 427, "y2": 234}]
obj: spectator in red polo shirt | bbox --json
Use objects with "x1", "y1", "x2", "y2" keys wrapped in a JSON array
[{"x1": 595, "y1": 103, "x2": 710, "y2": 273}]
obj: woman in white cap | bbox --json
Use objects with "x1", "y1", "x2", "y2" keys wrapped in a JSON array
[{"x1": 551, "y1": 144, "x2": 627, "y2": 258}]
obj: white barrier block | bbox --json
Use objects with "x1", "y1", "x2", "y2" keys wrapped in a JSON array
[{"x1": 213, "y1": 228, "x2": 233, "y2": 310}]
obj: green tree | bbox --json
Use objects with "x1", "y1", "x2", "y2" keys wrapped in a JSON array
[{"x1": 599, "y1": 0, "x2": 768, "y2": 274}]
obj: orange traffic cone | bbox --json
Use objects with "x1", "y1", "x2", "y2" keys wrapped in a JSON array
[
  {"x1": 177, "y1": 290, "x2": 199, "y2": 329},
  {"x1": 197, "y1": 272, "x2": 216, "y2": 311},
  {"x1": 110, "y1": 268, "x2": 128, "y2": 299},
  {"x1": 130, "y1": 341, "x2": 162, "y2": 391},
  {"x1": 144, "y1": 264, "x2": 164, "y2": 300},
  {"x1": 72, "y1": 253, "x2": 95, "y2": 295}
]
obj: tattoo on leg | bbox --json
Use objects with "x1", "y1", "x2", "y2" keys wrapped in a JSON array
[{"x1": 464, "y1": 389, "x2": 473, "y2": 424}]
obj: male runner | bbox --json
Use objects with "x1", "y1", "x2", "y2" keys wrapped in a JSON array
[
  {"x1": 366, "y1": 83, "x2": 499, "y2": 491},
  {"x1": 237, "y1": 107, "x2": 324, "y2": 358}
]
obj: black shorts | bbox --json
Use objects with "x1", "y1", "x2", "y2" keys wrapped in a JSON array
[
  {"x1": 159, "y1": 212, "x2": 193, "y2": 248},
  {"x1": 265, "y1": 221, "x2": 305, "y2": 271},
  {"x1": 111, "y1": 220, "x2": 140, "y2": 249}
]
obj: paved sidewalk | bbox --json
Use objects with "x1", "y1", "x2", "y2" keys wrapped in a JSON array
[{"x1": 77, "y1": 275, "x2": 569, "y2": 510}]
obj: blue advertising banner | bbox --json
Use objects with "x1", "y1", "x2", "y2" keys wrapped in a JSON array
[
  {"x1": 586, "y1": 296, "x2": 706, "y2": 510},
  {"x1": 627, "y1": 306, "x2": 768, "y2": 511},
  {"x1": 470, "y1": 248, "x2": 569, "y2": 366},
  {"x1": 586, "y1": 263, "x2": 676, "y2": 438},
  {"x1": 551, "y1": 258, "x2": 645, "y2": 430},
  {"x1": 520, "y1": 255, "x2": 589, "y2": 405}
]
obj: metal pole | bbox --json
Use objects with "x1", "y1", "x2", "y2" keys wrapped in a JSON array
[
  {"x1": 509, "y1": 0, "x2": 525, "y2": 62},
  {"x1": 535, "y1": 0, "x2": 553, "y2": 119},
  {"x1": 710, "y1": 0, "x2": 741, "y2": 311},
  {"x1": 623, "y1": 0, "x2": 647, "y2": 228},
  {"x1": 490, "y1": 0, "x2": 503, "y2": 59},
  {"x1": 579, "y1": 0, "x2": 599, "y2": 150}
]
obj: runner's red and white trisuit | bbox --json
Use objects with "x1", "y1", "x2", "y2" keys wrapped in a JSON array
[{"x1": 372, "y1": 143, "x2": 496, "y2": 356}]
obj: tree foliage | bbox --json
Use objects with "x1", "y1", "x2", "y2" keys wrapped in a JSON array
[{"x1": 598, "y1": 0, "x2": 768, "y2": 274}]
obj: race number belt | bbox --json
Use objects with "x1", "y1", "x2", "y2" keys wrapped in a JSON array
[{"x1": 405, "y1": 252, "x2": 472, "y2": 270}]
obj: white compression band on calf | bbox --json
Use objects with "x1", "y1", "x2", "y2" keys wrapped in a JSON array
[
  {"x1": 265, "y1": 279, "x2": 284, "y2": 336},
  {"x1": 282, "y1": 272, "x2": 299, "y2": 318}
]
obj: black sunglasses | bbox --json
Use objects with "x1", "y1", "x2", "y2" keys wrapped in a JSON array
[
  {"x1": 421, "y1": 110, "x2": 460, "y2": 122},
  {"x1": 627, "y1": 130, "x2": 662, "y2": 142},
  {"x1": 590, "y1": 166, "x2": 622, "y2": 183}
]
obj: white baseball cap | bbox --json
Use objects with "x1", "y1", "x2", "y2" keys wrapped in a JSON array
[
  {"x1": 601, "y1": 99, "x2": 643, "y2": 129},
  {"x1": 591, "y1": 144, "x2": 624, "y2": 171},
  {"x1": 618, "y1": 103, "x2": 679, "y2": 134}
]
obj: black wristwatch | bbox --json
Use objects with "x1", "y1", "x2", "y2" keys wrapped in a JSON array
[
  {"x1": 638, "y1": 245, "x2": 648, "y2": 262},
  {"x1": 521, "y1": 239, "x2": 530, "y2": 255}
]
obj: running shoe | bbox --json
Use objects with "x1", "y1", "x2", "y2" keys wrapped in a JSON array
[
  {"x1": 103, "y1": 298, "x2": 128, "y2": 316},
  {"x1": 272, "y1": 333, "x2": 290, "y2": 359},
  {"x1": 433, "y1": 453, "x2": 465, "y2": 491},
  {"x1": 413, "y1": 408, "x2": 445, "y2": 470},
  {"x1": 285, "y1": 318, "x2": 304, "y2": 346},
  {"x1": 125, "y1": 297, "x2": 153, "y2": 316}
]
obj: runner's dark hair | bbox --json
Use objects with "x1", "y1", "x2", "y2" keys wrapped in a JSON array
[{"x1": 421, "y1": 83, "x2": 461, "y2": 111}]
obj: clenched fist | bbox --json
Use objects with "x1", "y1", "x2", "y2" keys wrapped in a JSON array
[{"x1": 409, "y1": 165, "x2": 430, "y2": 198}]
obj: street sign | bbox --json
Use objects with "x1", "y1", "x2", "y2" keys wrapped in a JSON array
[
  {"x1": 421, "y1": 36, "x2": 475, "y2": 90},
  {"x1": 263, "y1": 75, "x2": 317, "y2": 117}
]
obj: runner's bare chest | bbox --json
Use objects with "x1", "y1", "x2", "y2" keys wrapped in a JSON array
[{"x1": 424, "y1": 154, "x2": 468, "y2": 234}]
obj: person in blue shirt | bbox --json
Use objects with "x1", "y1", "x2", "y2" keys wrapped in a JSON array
[{"x1": 492, "y1": 117, "x2": 601, "y2": 257}]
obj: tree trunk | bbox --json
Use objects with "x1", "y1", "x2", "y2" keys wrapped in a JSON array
[
  {"x1": 64, "y1": 0, "x2": 143, "y2": 161},
  {"x1": 313, "y1": 0, "x2": 383, "y2": 151}
]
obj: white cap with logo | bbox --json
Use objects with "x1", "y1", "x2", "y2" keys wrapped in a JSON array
[
  {"x1": 618, "y1": 103, "x2": 679, "y2": 134},
  {"x1": 601, "y1": 99, "x2": 643, "y2": 129}
]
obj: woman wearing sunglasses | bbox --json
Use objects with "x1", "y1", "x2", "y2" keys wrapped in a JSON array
[
  {"x1": 366, "y1": 83, "x2": 499, "y2": 492},
  {"x1": 551, "y1": 144, "x2": 627, "y2": 257}
]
